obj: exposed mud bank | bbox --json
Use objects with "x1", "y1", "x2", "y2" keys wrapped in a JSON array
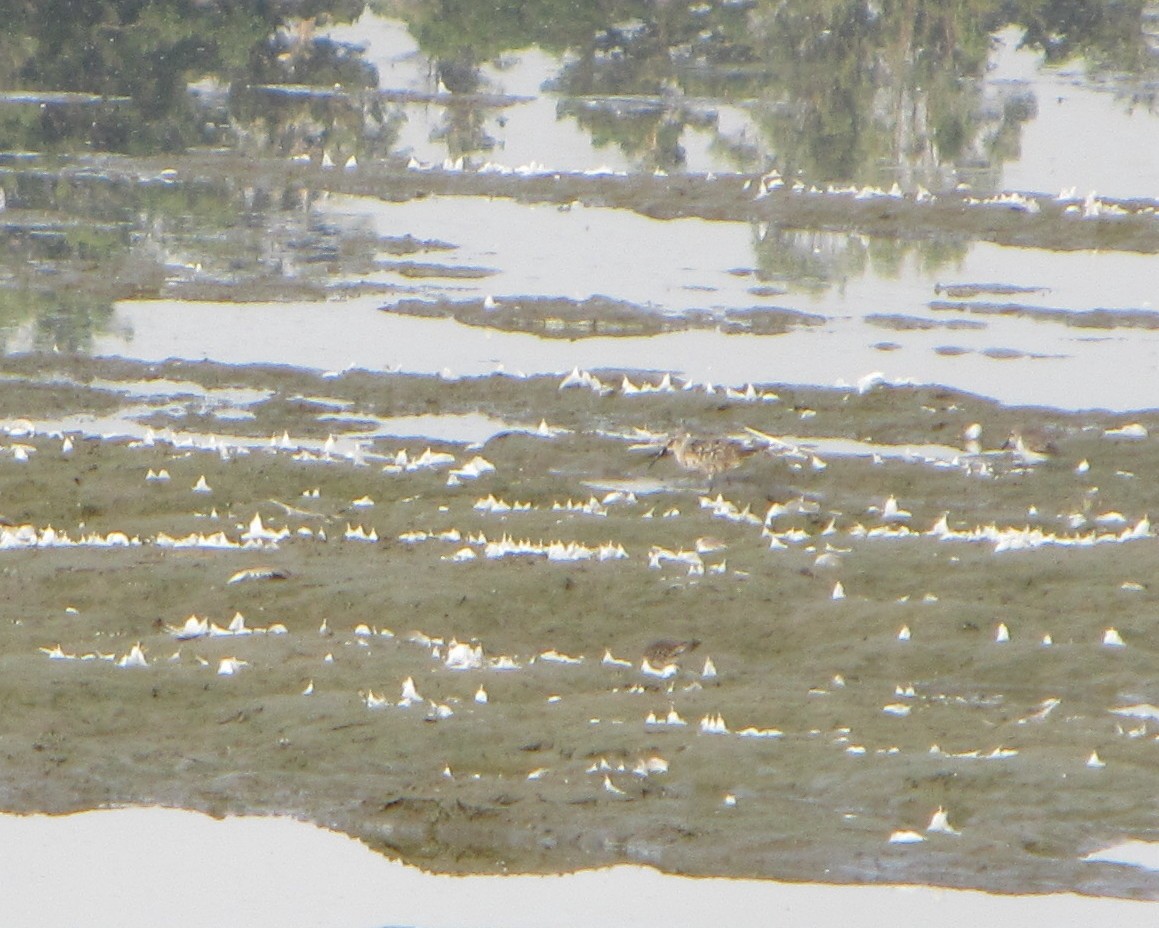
[
  {"x1": 1, "y1": 354, "x2": 1159, "y2": 898},
  {"x1": 383, "y1": 296, "x2": 825, "y2": 338}
]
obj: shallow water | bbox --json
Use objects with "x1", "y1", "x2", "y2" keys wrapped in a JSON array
[
  {"x1": 314, "y1": 193, "x2": 1159, "y2": 314},
  {"x1": 988, "y1": 30, "x2": 1159, "y2": 199},
  {"x1": 321, "y1": 12, "x2": 1159, "y2": 198},
  {"x1": 1, "y1": 807, "x2": 1155, "y2": 928},
  {"x1": 330, "y1": 15, "x2": 650, "y2": 177},
  {"x1": 3, "y1": 10, "x2": 1159, "y2": 409},
  {"x1": 88, "y1": 293, "x2": 1159, "y2": 411}
]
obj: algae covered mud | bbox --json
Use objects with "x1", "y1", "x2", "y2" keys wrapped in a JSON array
[
  {"x1": 4, "y1": 355, "x2": 1159, "y2": 900},
  {"x1": 3, "y1": 0, "x2": 1159, "y2": 909}
]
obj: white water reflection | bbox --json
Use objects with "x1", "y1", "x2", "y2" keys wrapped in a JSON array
[
  {"x1": 370, "y1": 412, "x2": 519, "y2": 444},
  {"x1": 0, "y1": 807, "x2": 1155, "y2": 928},
  {"x1": 63, "y1": 191, "x2": 1145, "y2": 412},
  {"x1": 324, "y1": 15, "x2": 721, "y2": 176},
  {"x1": 325, "y1": 11, "x2": 1159, "y2": 198},
  {"x1": 318, "y1": 193, "x2": 1157, "y2": 316},
  {"x1": 1084, "y1": 841, "x2": 1159, "y2": 871},
  {"x1": 990, "y1": 28, "x2": 1159, "y2": 199},
  {"x1": 6, "y1": 407, "x2": 527, "y2": 456},
  {"x1": 86, "y1": 378, "x2": 271, "y2": 406},
  {"x1": 88, "y1": 266, "x2": 1159, "y2": 412},
  {"x1": 324, "y1": 196, "x2": 757, "y2": 312}
]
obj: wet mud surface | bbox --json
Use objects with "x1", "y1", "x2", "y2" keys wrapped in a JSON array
[
  {"x1": 5, "y1": 3, "x2": 1159, "y2": 906},
  {"x1": 385, "y1": 295, "x2": 825, "y2": 338},
  {"x1": 929, "y1": 300, "x2": 1159, "y2": 330},
  {"x1": 1, "y1": 354, "x2": 1159, "y2": 898}
]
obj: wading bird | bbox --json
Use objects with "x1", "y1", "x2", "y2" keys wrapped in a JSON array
[
  {"x1": 642, "y1": 638, "x2": 701, "y2": 665},
  {"x1": 651, "y1": 434, "x2": 760, "y2": 487}
]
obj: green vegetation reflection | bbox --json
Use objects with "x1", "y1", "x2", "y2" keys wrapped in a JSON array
[{"x1": 382, "y1": 0, "x2": 1155, "y2": 185}]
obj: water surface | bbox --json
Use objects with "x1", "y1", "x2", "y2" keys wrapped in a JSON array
[{"x1": 2, "y1": 807, "x2": 1155, "y2": 928}]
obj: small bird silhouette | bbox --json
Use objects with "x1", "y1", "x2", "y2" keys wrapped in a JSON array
[{"x1": 642, "y1": 638, "x2": 701, "y2": 664}]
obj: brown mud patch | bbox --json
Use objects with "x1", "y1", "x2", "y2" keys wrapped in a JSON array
[
  {"x1": 933, "y1": 345, "x2": 1063, "y2": 361},
  {"x1": 933, "y1": 283, "x2": 1050, "y2": 299},
  {"x1": 383, "y1": 296, "x2": 825, "y2": 338},
  {"x1": 930, "y1": 301, "x2": 1159, "y2": 330},
  {"x1": 866, "y1": 314, "x2": 988, "y2": 332}
]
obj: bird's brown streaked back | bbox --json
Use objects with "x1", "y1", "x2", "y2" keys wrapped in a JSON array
[
  {"x1": 642, "y1": 638, "x2": 701, "y2": 664},
  {"x1": 655, "y1": 434, "x2": 759, "y2": 479}
]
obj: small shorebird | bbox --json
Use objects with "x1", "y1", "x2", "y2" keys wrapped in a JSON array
[
  {"x1": 642, "y1": 638, "x2": 701, "y2": 665},
  {"x1": 652, "y1": 434, "x2": 759, "y2": 485},
  {"x1": 1002, "y1": 427, "x2": 1058, "y2": 465}
]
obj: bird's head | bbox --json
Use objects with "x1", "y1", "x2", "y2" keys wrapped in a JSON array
[{"x1": 648, "y1": 436, "x2": 679, "y2": 468}]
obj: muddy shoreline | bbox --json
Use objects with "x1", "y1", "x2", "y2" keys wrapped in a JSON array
[{"x1": 7, "y1": 151, "x2": 1159, "y2": 265}]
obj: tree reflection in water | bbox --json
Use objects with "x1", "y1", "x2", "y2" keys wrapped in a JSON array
[
  {"x1": 390, "y1": 0, "x2": 1155, "y2": 187},
  {"x1": 0, "y1": 0, "x2": 1153, "y2": 349}
]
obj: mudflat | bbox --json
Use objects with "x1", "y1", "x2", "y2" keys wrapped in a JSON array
[{"x1": 0, "y1": 354, "x2": 1157, "y2": 898}]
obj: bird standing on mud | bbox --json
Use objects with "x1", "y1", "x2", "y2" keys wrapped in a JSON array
[
  {"x1": 642, "y1": 638, "x2": 701, "y2": 665},
  {"x1": 651, "y1": 433, "x2": 760, "y2": 486},
  {"x1": 1002, "y1": 427, "x2": 1059, "y2": 466}
]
